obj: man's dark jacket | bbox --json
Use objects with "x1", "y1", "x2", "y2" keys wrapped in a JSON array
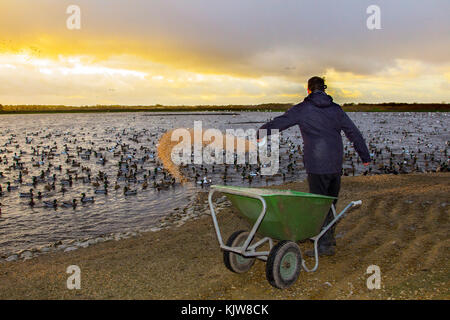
[{"x1": 259, "y1": 91, "x2": 371, "y2": 174}]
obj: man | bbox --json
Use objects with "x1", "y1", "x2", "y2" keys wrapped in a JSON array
[{"x1": 258, "y1": 76, "x2": 371, "y2": 256}]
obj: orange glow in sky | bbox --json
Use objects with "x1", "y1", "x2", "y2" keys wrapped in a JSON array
[{"x1": 0, "y1": 0, "x2": 449, "y2": 106}]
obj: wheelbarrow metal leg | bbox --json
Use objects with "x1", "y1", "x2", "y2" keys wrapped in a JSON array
[
  {"x1": 209, "y1": 189, "x2": 225, "y2": 247},
  {"x1": 241, "y1": 194, "x2": 267, "y2": 251},
  {"x1": 209, "y1": 188, "x2": 271, "y2": 259}
]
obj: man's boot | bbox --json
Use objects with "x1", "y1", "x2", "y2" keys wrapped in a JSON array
[
  {"x1": 305, "y1": 245, "x2": 335, "y2": 257},
  {"x1": 305, "y1": 212, "x2": 336, "y2": 257}
]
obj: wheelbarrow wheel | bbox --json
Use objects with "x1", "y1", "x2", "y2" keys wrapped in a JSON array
[
  {"x1": 266, "y1": 240, "x2": 302, "y2": 289},
  {"x1": 223, "y1": 230, "x2": 255, "y2": 274}
]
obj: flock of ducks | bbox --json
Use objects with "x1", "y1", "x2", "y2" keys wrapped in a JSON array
[
  {"x1": 0, "y1": 114, "x2": 448, "y2": 217},
  {"x1": 0, "y1": 127, "x2": 179, "y2": 214},
  {"x1": 182, "y1": 131, "x2": 449, "y2": 186}
]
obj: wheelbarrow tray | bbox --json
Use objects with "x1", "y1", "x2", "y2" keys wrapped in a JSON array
[{"x1": 213, "y1": 185, "x2": 336, "y2": 242}]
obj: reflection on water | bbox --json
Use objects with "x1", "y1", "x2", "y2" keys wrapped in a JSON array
[{"x1": 0, "y1": 111, "x2": 448, "y2": 255}]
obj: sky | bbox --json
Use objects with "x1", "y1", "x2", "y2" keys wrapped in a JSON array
[{"x1": 0, "y1": 0, "x2": 449, "y2": 106}]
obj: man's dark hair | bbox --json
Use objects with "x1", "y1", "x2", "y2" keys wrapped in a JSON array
[{"x1": 308, "y1": 76, "x2": 327, "y2": 92}]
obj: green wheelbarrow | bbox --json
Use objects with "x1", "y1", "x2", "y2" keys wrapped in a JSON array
[{"x1": 208, "y1": 185, "x2": 362, "y2": 289}]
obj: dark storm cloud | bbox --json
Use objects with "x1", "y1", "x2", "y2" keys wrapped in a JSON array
[
  {"x1": 1, "y1": 0, "x2": 449, "y2": 78},
  {"x1": 74, "y1": 0, "x2": 449, "y2": 77}
]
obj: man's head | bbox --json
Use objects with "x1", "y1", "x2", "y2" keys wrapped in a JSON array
[{"x1": 307, "y1": 76, "x2": 327, "y2": 94}]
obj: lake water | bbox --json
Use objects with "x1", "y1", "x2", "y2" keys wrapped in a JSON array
[{"x1": 0, "y1": 111, "x2": 448, "y2": 256}]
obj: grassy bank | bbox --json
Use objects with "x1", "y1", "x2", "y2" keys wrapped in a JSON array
[
  {"x1": 0, "y1": 103, "x2": 449, "y2": 114},
  {"x1": 0, "y1": 173, "x2": 448, "y2": 300}
]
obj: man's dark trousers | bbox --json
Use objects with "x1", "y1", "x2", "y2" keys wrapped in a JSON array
[{"x1": 307, "y1": 173, "x2": 341, "y2": 247}]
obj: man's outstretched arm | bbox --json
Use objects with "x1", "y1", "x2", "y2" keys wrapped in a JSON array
[
  {"x1": 341, "y1": 111, "x2": 371, "y2": 165},
  {"x1": 258, "y1": 105, "x2": 300, "y2": 139}
]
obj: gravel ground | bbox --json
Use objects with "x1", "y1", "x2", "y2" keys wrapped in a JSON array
[{"x1": 0, "y1": 173, "x2": 448, "y2": 299}]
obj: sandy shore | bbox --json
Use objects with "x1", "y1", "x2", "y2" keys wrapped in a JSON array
[{"x1": 0, "y1": 173, "x2": 448, "y2": 299}]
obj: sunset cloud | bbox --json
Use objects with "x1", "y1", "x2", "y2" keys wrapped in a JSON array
[{"x1": 0, "y1": 0, "x2": 449, "y2": 105}]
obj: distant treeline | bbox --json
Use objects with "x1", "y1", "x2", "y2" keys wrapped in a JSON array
[
  {"x1": 0, "y1": 102, "x2": 448, "y2": 114},
  {"x1": 341, "y1": 103, "x2": 449, "y2": 112}
]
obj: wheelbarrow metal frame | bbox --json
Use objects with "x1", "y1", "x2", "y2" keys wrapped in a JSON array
[{"x1": 208, "y1": 186, "x2": 362, "y2": 271}]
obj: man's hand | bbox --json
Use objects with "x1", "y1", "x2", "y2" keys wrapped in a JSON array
[
  {"x1": 257, "y1": 136, "x2": 267, "y2": 147},
  {"x1": 363, "y1": 162, "x2": 370, "y2": 166}
]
